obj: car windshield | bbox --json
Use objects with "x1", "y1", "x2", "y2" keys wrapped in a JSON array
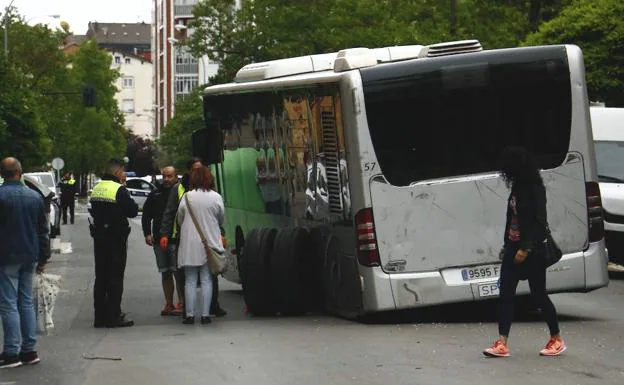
[
  {"x1": 28, "y1": 174, "x2": 56, "y2": 189},
  {"x1": 594, "y1": 141, "x2": 624, "y2": 183}
]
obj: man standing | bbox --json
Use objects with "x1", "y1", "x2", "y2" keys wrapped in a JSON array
[
  {"x1": 0, "y1": 157, "x2": 49, "y2": 369},
  {"x1": 160, "y1": 158, "x2": 227, "y2": 317},
  {"x1": 142, "y1": 166, "x2": 183, "y2": 316},
  {"x1": 89, "y1": 159, "x2": 138, "y2": 328},
  {"x1": 58, "y1": 171, "x2": 77, "y2": 225}
]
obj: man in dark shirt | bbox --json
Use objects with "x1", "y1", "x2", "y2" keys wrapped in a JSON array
[
  {"x1": 0, "y1": 157, "x2": 49, "y2": 369},
  {"x1": 88, "y1": 159, "x2": 139, "y2": 328},
  {"x1": 142, "y1": 166, "x2": 183, "y2": 316}
]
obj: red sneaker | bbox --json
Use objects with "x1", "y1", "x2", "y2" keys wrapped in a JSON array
[
  {"x1": 539, "y1": 337, "x2": 567, "y2": 356},
  {"x1": 160, "y1": 304, "x2": 175, "y2": 316},
  {"x1": 483, "y1": 339, "x2": 510, "y2": 357},
  {"x1": 173, "y1": 303, "x2": 184, "y2": 315}
]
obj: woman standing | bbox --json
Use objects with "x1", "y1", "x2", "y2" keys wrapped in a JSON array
[
  {"x1": 484, "y1": 146, "x2": 566, "y2": 357},
  {"x1": 176, "y1": 166, "x2": 224, "y2": 325}
]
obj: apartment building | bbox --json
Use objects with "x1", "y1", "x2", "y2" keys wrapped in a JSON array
[
  {"x1": 152, "y1": 0, "x2": 228, "y2": 137},
  {"x1": 86, "y1": 22, "x2": 155, "y2": 138}
]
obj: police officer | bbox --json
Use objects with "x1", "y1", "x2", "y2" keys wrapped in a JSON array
[
  {"x1": 89, "y1": 159, "x2": 139, "y2": 328},
  {"x1": 58, "y1": 171, "x2": 77, "y2": 224}
]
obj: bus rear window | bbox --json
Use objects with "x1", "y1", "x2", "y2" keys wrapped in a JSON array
[{"x1": 361, "y1": 46, "x2": 572, "y2": 187}]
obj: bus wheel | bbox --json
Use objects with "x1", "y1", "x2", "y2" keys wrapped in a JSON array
[
  {"x1": 241, "y1": 228, "x2": 278, "y2": 316},
  {"x1": 322, "y1": 235, "x2": 341, "y2": 315},
  {"x1": 307, "y1": 227, "x2": 331, "y2": 311},
  {"x1": 234, "y1": 225, "x2": 245, "y2": 281},
  {"x1": 271, "y1": 227, "x2": 311, "y2": 316}
]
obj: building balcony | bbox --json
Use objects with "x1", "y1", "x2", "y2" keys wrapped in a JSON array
[
  {"x1": 176, "y1": 62, "x2": 199, "y2": 74},
  {"x1": 174, "y1": 2, "x2": 197, "y2": 18}
]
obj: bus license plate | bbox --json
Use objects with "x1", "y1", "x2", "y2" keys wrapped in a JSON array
[
  {"x1": 478, "y1": 282, "x2": 500, "y2": 297},
  {"x1": 461, "y1": 264, "x2": 500, "y2": 281}
]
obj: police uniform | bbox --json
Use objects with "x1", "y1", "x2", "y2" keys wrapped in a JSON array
[
  {"x1": 59, "y1": 176, "x2": 77, "y2": 224},
  {"x1": 89, "y1": 174, "x2": 139, "y2": 327}
]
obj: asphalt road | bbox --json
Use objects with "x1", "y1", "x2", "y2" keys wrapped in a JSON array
[{"x1": 2, "y1": 203, "x2": 624, "y2": 385}]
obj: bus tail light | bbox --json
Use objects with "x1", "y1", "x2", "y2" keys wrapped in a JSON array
[
  {"x1": 586, "y1": 181, "x2": 604, "y2": 243},
  {"x1": 355, "y1": 208, "x2": 381, "y2": 267}
]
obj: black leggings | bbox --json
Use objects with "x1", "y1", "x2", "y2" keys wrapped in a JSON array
[{"x1": 498, "y1": 243, "x2": 560, "y2": 337}]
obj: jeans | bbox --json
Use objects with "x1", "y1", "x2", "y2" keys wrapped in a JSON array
[
  {"x1": 184, "y1": 264, "x2": 213, "y2": 318},
  {"x1": 0, "y1": 263, "x2": 37, "y2": 355},
  {"x1": 498, "y1": 242, "x2": 560, "y2": 337}
]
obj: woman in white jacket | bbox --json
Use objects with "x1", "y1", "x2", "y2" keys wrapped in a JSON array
[{"x1": 176, "y1": 166, "x2": 224, "y2": 325}]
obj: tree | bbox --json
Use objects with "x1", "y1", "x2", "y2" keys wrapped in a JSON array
[
  {"x1": 61, "y1": 39, "x2": 126, "y2": 175},
  {"x1": 157, "y1": 88, "x2": 205, "y2": 169},
  {"x1": 524, "y1": 0, "x2": 624, "y2": 106},
  {"x1": 0, "y1": 57, "x2": 51, "y2": 167}
]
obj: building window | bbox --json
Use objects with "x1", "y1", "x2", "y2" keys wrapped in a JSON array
[
  {"x1": 125, "y1": 57, "x2": 131, "y2": 64},
  {"x1": 175, "y1": 75, "x2": 199, "y2": 97},
  {"x1": 114, "y1": 56, "x2": 121, "y2": 65},
  {"x1": 123, "y1": 77, "x2": 134, "y2": 89},
  {"x1": 122, "y1": 99, "x2": 135, "y2": 113}
]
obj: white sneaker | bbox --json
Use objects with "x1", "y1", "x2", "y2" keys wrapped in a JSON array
[{"x1": 608, "y1": 262, "x2": 624, "y2": 273}]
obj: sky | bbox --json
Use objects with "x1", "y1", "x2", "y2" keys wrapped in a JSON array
[{"x1": 1, "y1": 0, "x2": 153, "y2": 34}]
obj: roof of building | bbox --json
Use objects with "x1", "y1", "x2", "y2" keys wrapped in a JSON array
[{"x1": 86, "y1": 22, "x2": 150, "y2": 46}]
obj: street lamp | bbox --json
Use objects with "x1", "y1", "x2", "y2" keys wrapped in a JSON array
[{"x1": 26, "y1": 14, "x2": 60, "y2": 25}]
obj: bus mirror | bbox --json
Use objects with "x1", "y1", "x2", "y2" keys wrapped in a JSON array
[{"x1": 192, "y1": 127, "x2": 223, "y2": 166}]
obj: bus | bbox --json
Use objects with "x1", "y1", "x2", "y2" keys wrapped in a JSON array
[{"x1": 195, "y1": 39, "x2": 609, "y2": 318}]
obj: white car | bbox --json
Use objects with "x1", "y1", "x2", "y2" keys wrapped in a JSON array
[
  {"x1": 125, "y1": 177, "x2": 157, "y2": 211},
  {"x1": 24, "y1": 172, "x2": 61, "y2": 238},
  {"x1": 1, "y1": 173, "x2": 61, "y2": 238}
]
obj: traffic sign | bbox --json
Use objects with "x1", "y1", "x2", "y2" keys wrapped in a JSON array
[{"x1": 51, "y1": 158, "x2": 65, "y2": 170}]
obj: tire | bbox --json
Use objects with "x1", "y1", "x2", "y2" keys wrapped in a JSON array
[
  {"x1": 270, "y1": 227, "x2": 311, "y2": 316},
  {"x1": 241, "y1": 228, "x2": 278, "y2": 316},
  {"x1": 306, "y1": 227, "x2": 331, "y2": 311}
]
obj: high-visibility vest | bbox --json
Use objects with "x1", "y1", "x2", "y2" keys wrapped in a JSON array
[
  {"x1": 172, "y1": 183, "x2": 186, "y2": 238},
  {"x1": 67, "y1": 178, "x2": 76, "y2": 185},
  {"x1": 90, "y1": 180, "x2": 122, "y2": 203}
]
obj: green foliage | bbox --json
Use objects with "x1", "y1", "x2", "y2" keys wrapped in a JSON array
[
  {"x1": 157, "y1": 88, "x2": 205, "y2": 170},
  {"x1": 525, "y1": 0, "x2": 624, "y2": 106},
  {"x1": 0, "y1": 8, "x2": 125, "y2": 173}
]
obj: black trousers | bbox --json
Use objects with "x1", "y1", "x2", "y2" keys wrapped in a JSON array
[
  {"x1": 498, "y1": 242, "x2": 560, "y2": 337},
  {"x1": 61, "y1": 199, "x2": 75, "y2": 224},
  {"x1": 93, "y1": 230, "x2": 129, "y2": 321}
]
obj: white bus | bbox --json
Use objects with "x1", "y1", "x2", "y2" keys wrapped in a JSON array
[{"x1": 197, "y1": 40, "x2": 609, "y2": 318}]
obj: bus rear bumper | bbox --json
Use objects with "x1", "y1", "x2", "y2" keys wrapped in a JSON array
[{"x1": 383, "y1": 243, "x2": 608, "y2": 311}]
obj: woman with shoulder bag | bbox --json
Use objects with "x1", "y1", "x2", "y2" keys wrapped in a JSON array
[
  {"x1": 483, "y1": 146, "x2": 566, "y2": 358},
  {"x1": 176, "y1": 166, "x2": 225, "y2": 325}
]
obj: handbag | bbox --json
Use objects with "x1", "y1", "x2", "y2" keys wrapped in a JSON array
[
  {"x1": 184, "y1": 193, "x2": 228, "y2": 275},
  {"x1": 539, "y1": 221, "x2": 563, "y2": 268},
  {"x1": 32, "y1": 273, "x2": 61, "y2": 335}
]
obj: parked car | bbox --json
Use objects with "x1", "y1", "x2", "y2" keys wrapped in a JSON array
[
  {"x1": 24, "y1": 172, "x2": 62, "y2": 237},
  {"x1": 0, "y1": 174, "x2": 61, "y2": 239},
  {"x1": 125, "y1": 177, "x2": 157, "y2": 211}
]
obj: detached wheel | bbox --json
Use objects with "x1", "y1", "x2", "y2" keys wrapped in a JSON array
[
  {"x1": 241, "y1": 228, "x2": 278, "y2": 316},
  {"x1": 271, "y1": 227, "x2": 310, "y2": 316}
]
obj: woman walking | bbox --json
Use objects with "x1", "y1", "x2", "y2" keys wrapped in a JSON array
[
  {"x1": 484, "y1": 146, "x2": 566, "y2": 357},
  {"x1": 176, "y1": 166, "x2": 225, "y2": 325}
]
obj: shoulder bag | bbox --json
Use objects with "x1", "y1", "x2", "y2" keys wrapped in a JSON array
[
  {"x1": 184, "y1": 193, "x2": 228, "y2": 275},
  {"x1": 538, "y1": 219, "x2": 563, "y2": 268}
]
